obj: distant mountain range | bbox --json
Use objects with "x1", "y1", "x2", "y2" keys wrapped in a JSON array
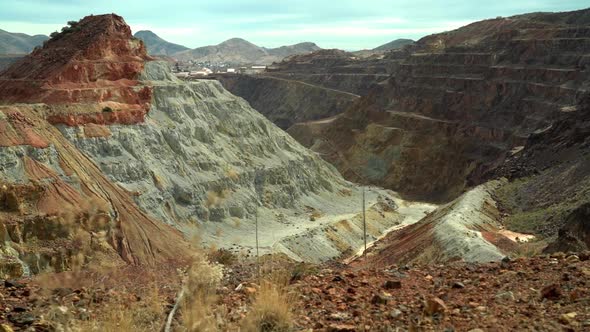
[
  {"x1": 172, "y1": 37, "x2": 321, "y2": 65},
  {"x1": 373, "y1": 38, "x2": 415, "y2": 51},
  {"x1": 0, "y1": 26, "x2": 411, "y2": 66},
  {"x1": 133, "y1": 31, "x2": 321, "y2": 65},
  {"x1": 0, "y1": 29, "x2": 48, "y2": 54},
  {"x1": 351, "y1": 38, "x2": 415, "y2": 57},
  {"x1": 134, "y1": 30, "x2": 189, "y2": 56}
]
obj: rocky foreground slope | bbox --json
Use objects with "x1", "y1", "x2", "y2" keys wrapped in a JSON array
[{"x1": 1, "y1": 251, "x2": 588, "y2": 331}]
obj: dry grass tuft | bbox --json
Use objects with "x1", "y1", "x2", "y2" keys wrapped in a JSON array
[
  {"x1": 181, "y1": 254, "x2": 223, "y2": 331},
  {"x1": 242, "y1": 280, "x2": 293, "y2": 332},
  {"x1": 225, "y1": 167, "x2": 240, "y2": 181}
]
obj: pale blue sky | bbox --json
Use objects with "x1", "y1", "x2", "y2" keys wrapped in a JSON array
[{"x1": 0, "y1": 0, "x2": 587, "y2": 50}]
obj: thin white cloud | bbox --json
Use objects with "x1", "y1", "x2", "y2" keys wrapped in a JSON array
[
  {"x1": 349, "y1": 17, "x2": 409, "y2": 25},
  {"x1": 253, "y1": 20, "x2": 473, "y2": 38},
  {"x1": 217, "y1": 13, "x2": 305, "y2": 24}
]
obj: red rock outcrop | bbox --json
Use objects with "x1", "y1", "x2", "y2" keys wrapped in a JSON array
[
  {"x1": 0, "y1": 15, "x2": 190, "y2": 268},
  {"x1": 0, "y1": 14, "x2": 153, "y2": 126}
]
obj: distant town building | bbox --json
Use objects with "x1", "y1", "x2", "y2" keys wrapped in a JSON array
[
  {"x1": 226, "y1": 68, "x2": 236, "y2": 73},
  {"x1": 244, "y1": 65, "x2": 267, "y2": 75},
  {"x1": 189, "y1": 67, "x2": 213, "y2": 77}
]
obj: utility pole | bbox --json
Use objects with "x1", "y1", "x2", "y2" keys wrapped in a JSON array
[
  {"x1": 321, "y1": 135, "x2": 371, "y2": 261},
  {"x1": 362, "y1": 186, "x2": 367, "y2": 258},
  {"x1": 254, "y1": 166, "x2": 264, "y2": 277},
  {"x1": 255, "y1": 208, "x2": 259, "y2": 259}
]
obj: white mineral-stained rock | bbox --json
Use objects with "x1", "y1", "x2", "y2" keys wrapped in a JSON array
[
  {"x1": 431, "y1": 180, "x2": 507, "y2": 263},
  {"x1": 54, "y1": 61, "x2": 435, "y2": 261}
]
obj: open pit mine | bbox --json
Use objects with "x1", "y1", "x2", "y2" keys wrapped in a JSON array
[
  {"x1": 0, "y1": 14, "x2": 434, "y2": 275},
  {"x1": 0, "y1": 7, "x2": 590, "y2": 332}
]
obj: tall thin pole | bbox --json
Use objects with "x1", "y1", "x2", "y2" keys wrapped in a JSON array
[
  {"x1": 255, "y1": 208, "x2": 260, "y2": 265},
  {"x1": 255, "y1": 208, "x2": 261, "y2": 278},
  {"x1": 362, "y1": 187, "x2": 367, "y2": 258}
]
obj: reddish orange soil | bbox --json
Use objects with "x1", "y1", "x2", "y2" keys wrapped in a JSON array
[{"x1": 1, "y1": 252, "x2": 589, "y2": 331}]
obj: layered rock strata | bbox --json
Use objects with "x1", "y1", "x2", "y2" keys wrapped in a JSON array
[{"x1": 288, "y1": 9, "x2": 590, "y2": 203}]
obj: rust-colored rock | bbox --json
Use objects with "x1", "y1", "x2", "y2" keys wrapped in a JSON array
[
  {"x1": 83, "y1": 123, "x2": 112, "y2": 138},
  {"x1": 0, "y1": 110, "x2": 49, "y2": 148},
  {"x1": 0, "y1": 14, "x2": 190, "y2": 267},
  {"x1": 424, "y1": 297, "x2": 448, "y2": 316},
  {"x1": 0, "y1": 14, "x2": 153, "y2": 126}
]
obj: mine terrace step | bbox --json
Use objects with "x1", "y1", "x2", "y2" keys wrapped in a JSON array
[
  {"x1": 411, "y1": 52, "x2": 493, "y2": 56},
  {"x1": 497, "y1": 79, "x2": 587, "y2": 91},
  {"x1": 489, "y1": 65, "x2": 579, "y2": 72},
  {"x1": 511, "y1": 37, "x2": 590, "y2": 42},
  {"x1": 407, "y1": 53, "x2": 494, "y2": 65},
  {"x1": 399, "y1": 74, "x2": 486, "y2": 80},
  {"x1": 522, "y1": 97, "x2": 578, "y2": 109},
  {"x1": 397, "y1": 76, "x2": 586, "y2": 93},
  {"x1": 385, "y1": 110, "x2": 455, "y2": 123},
  {"x1": 517, "y1": 27, "x2": 590, "y2": 38},
  {"x1": 265, "y1": 73, "x2": 390, "y2": 77}
]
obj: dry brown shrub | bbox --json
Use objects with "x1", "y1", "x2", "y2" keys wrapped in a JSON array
[
  {"x1": 74, "y1": 284, "x2": 165, "y2": 332},
  {"x1": 241, "y1": 280, "x2": 293, "y2": 332},
  {"x1": 181, "y1": 254, "x2": 223, "y2": 332},
  {"x1": 225, "y1": 168, "x2": 239, "y2": 181},
  {"x1": 39, "y1": 265, "x2": 182, "y2": 331}
]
